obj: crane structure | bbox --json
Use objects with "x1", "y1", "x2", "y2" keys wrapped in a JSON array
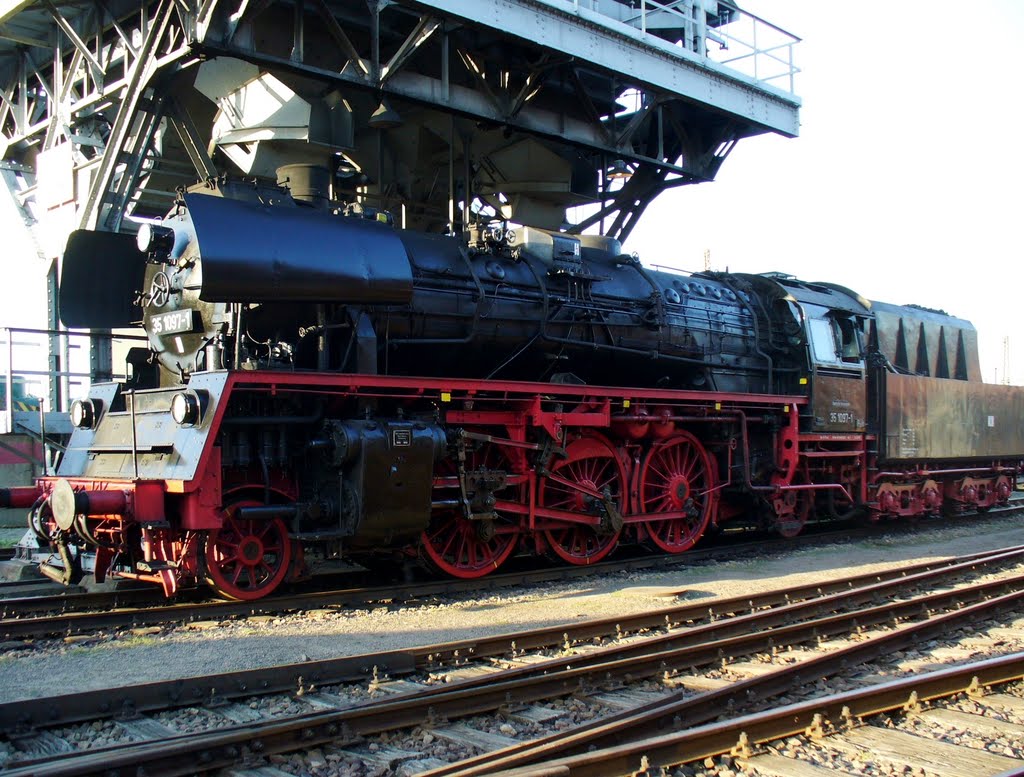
[{"x1": 0, "y1": 0, "x2": 800, "y2": 414}]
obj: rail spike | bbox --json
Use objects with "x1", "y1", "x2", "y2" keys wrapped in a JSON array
[
  {"x1": 967, "y1": 675, "x2": 985, "y2": 699},
  {"x1": 730, "y1": 731, "x2": 752, "y2": 759},
  {"x1": 805, "y1": 712, "x2": 826, "y2": 739}
]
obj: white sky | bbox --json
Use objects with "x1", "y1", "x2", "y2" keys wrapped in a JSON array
[
  {"x1": 0, "y1": 187, "x2": 48, "y2": 328},
  {"x1": 625, "y1": 0, "x2": 1024, "y2": 384},
  {"x1": 2, "y1": 0, "x2": 1022, "y2": 387}
]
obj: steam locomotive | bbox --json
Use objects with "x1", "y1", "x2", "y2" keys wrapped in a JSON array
[{"x1": 8, "y1": 165, "x2": 1024, "y2": 600}]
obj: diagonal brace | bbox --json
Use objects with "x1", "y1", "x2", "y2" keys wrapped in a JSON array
[
  {"x1": 43, "y1": 0, "x2": 105, "y2": 84},
  {"x1": 380, "y1": 15, "x2": 441, "y2": 84},
  {"x1": 311, "y1": 0, "x2": 370, "y2": 77}
]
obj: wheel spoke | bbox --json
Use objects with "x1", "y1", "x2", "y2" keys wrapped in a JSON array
[
  {"x1": 648, "y1": 461, "x2": 671, "y2": 483},
  {"x1": 440, "y1": 526, "x2": 460, "y2": 556},
  {"x1": 679, "y1": 447, "x2": 695, "y2": 479},
  {"x1": 223, "y1": 514, "x2": 243, "y2": 536}
]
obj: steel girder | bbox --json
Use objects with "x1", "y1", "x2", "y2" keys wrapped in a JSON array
[{"x1": 0, "y1": 0, "x2": 801, "y2": 241}]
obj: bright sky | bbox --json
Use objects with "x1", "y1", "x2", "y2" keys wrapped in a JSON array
[
  {"x1": 2, "y1": 0, "x2": 1022, "y2": 388},
  {"x1": 625, "y1": 0, "x2": 1024, "y2": 384},
  {"x1": 0, "y1": 186, "x2": 47, "y2": 328}
]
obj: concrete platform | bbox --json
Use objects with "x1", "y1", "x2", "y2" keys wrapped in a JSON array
[{"x1": 0, "y1": 554, "x2": 44, "y2": 581}]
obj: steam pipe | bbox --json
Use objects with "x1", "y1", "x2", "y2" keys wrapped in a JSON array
[
  {"x1": 0, "y1": 486, "x2": 42, "y2": 509},
  {"x1": 59, "y1": 489, "x2": 130, "y2": 516},
  {"x1": 236, "y1": 504, "x2": 301, "y2": 520},
  {"x1": 731, "y1": 407, "x2": 855, "y2": 503}
]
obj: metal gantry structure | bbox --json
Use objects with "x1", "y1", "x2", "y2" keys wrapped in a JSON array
[{"x1": 0, "y1": 0, "x2": 801, "y2": 420}]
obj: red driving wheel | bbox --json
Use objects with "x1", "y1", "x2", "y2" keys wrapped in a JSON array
[
  {"x1": 638, "y1": 431, "x2": 716, "y2": 553},
  {"x1": 421, "y1": 439, "x2": 522, "y2": 578},
  {"x1": 541, "y1": 434, "x2": 626, "y2": 565}
]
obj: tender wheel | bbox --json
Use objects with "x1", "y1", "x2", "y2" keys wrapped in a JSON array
[
  {"x1": 421, "y1": 440, "x2": 522, "y2": 578},
  {"x1": 638, "y1": 431, "x2": 716, "y2": 553},
  {"x1": 202, "y1": 502, "x2": 292, "y2": 600},
  {"x1": 541, "y1": 434, "x2": 626, "y2": 565}
]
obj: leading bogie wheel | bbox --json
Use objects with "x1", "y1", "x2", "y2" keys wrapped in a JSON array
[{"x1": 202, "y1": 501, "x2": 292, "y2": 600}]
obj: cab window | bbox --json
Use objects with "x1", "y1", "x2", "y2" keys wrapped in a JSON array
[
  {"x1": 808, "y1": 318, "x2": 840, "y2": 365},
  {"x1": 809, "y1": 315, "x2": 863, "y2": 367},
  {"x1": 835, "y1": 317, "x2": 862, "y2": 363}
]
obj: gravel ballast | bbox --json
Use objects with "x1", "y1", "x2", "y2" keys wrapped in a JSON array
[{"x1": 3, "y1": 516, "x2": 1024, "y2": 705}]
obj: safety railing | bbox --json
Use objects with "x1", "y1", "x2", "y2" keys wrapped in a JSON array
[
  {"x1": 0, "y1": 327, "x2": 147, "y2": 436},
  {"x1": 561, "y1": 0, "x2": 800, "y2": 93}
]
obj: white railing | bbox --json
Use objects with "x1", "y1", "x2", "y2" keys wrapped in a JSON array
[
  {"x1": 561, "y1": 0, "x2": 800, "y2": 94},
  {"x1": 705, "y1": 6, "x2": 800, "y2": 93},
  {"x1": 0, "y1": 327, "x2": 147, "y2": 435}
]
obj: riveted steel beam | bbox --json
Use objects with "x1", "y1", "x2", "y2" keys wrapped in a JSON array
[
  {"x1": 0, "y1": 0, "x2": 31, "y2": 28},
  {"x1": 402, "y1": 0, "x2": 800, "y2": 137}
]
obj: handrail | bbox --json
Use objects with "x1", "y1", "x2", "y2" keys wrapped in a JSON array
[
  {"x1": 557, "y1": 0, "x2": 800, "y2": 94},
  {"x1": 0, "y1": 326, "x2": 148, "y2": 435}
]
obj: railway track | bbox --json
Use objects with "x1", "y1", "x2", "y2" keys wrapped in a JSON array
[
  {"x1": 4, "y1": 543, "x2": 1024, "y2": 775},
  {"x1": 472, "y1": 654, "x2": 1024, "y2": 777},
  {"x1": 4, "y1": 505, "x2": 1022, "y2": 641},
  {"x1": 0, "y1": 523, "x2": 879, "y2": 639}
]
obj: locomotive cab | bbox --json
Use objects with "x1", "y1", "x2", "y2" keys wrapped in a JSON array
[{"x1": 760, "y1": 275, "x2": 871, "y2": 434}]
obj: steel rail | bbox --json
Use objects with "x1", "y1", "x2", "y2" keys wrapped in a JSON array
[
  {"x1": 0, "y1": 577, "x2": 60, "y2": 596},
  {"x1": 414, "y1": 544, "x2": 1024, "y2": 690},
  {"x1": 3, "y1": 544, "x2": 1021, "y2": 732},
  {"x1": 484, "y1": 651, "x2": 1024, "y2": 777},
  {"x1": 0, "y1": 583, "x2": 154, "y2": 609},
  {"x1": 6, "y1": 557, "x2": 1024, "y2": 774},
  {"x1": 425, "y1": 587, "x2": 1024, "y2": 776}
]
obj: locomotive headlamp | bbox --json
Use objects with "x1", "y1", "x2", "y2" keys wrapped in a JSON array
[
  {"x1": 70, "y1": 398, "x2": 99, "y2": 429},
  {"x1": 170, "y1": 390, "x2": 203, "y2": 427},
  {"x1": 136, "y1": 222, "x2": 175, "y2": 258}
]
